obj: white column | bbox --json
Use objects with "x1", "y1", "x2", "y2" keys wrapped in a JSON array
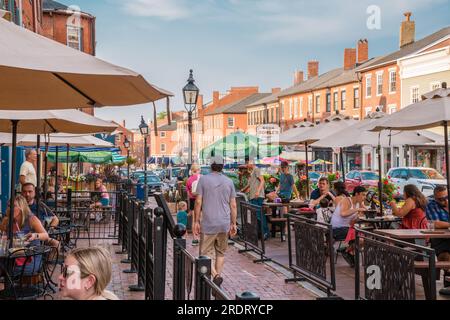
[
  {"x1": 380, "y1": 147, "x2": 385, "y2": 175},
  {"x1": 390, "y1": 145, "x2": 395, "y2": 169},
  {"x1": 399, "y1": 146, "x2": 405, "y2": 167},
  {"x1": 362, "y1": 150, "x2": 366, "y2": 171},
  {"x1": 371, "y1": 147, "x2": 376, "y2": 171}
]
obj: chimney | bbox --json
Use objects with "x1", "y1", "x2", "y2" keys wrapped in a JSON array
[
  {"x1": 271, "y1": 87, "x2": 281, "y2": 94},
  {"x1": 399, "y1": 12, "x2": 415, "y2": 48},
  {"x1": 344, "y1": 48, "x2": 357, "y2": 70},
  {"x1": 357, "y1": 39, "x2": 369, "y2": 63},
  {"x1": 213, "y1": 91, "x2": 219, "y2": 106},
  {"x1": 197, "y1": 94, "x2": 204, "y2": 109},
  {"x1": 122, "y1": 120, "x2": 126, "y2": 128},
  {"x1": 294, "y1": 70, "x2": 304, "y2": 85},
  {"x1": 307, "y1": 61, "x2": 319, "y2": 79}
]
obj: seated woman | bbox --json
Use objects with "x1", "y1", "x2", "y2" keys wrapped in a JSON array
[
  {"x1": 333, "y1": 181, "x2": 350, "y2": 207},
  {"x1": 0, "y1": 195, "x2": 49, "y2": 275},
  {"x1": 58, "y1": 246, "x2": 119, "y2": 300},
  {"x1": 92, "y1": 178, "x2": 109, "y2": 207},
  {"x1": 330, "y1": 186, "x2": 367, "y2": 267},
  {"x1": 389, "y1": 184, "x2": 428, "y2": 229}
]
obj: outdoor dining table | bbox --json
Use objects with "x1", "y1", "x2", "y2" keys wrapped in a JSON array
[
  {"x1": 356, "y1": 215, "x2": 402, "y2": 230},
  {"x1": 374, "y1": 229, "x2": 450, "y2": 239}
]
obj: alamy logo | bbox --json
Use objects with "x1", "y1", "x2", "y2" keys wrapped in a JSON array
[
  {"x1": 366, "y1": 5, "x2": 381, "y2": 30},
  {"x1": 366, "y1": 265, "x2": 381, "y2": 290}
]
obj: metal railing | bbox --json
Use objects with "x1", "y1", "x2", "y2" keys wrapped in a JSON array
[
  {"x1": 355, "y1": 228, "x2": 437, "y2": 300},
  {"x1": 285, "y1": 214, "x2": 337, "y2": 297},
  {"x1": 237, "y1": 201, "x2": 270, "y2": 263}
]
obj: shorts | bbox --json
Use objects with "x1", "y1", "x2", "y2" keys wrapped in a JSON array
[
  {"x1": 430, "y1": 239, "x2": 450, "y2": 257},
  {"x1": 199, "y1": 233, "x2": 228, "y2": 258},
  {"x1": 189, "y1": 198, "x2": 195, "y2": 211},
  {"x1": 100, "y1": 198, "x2": 110, "y2": 207}
]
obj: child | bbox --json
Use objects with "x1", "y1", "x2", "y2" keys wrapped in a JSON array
[
  {"x1": 316, "y1": 198, "x2": 333, "y2": 224},
  {"x1": 176, "y1": 201, "x2": 188, "y2": 232}
]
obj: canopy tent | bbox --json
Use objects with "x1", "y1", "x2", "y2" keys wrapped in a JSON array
[
  {"x1": 200, "y1": 131, "x2": 281, "y2": 161},
  {"x1": 368, "y1": 84, "x2": 450, "y2": 214},
  {"x1": 47, "y1": 151, "x2": 125, "y2": 164},
  {"x1": 0, "y1": 17, "x2": 172, "y2": 110}
]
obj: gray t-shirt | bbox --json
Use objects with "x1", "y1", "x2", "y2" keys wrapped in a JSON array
[
  {"x1": 249, "y1": 167, "x2": 265, "y2": 200},
  {"x1": 197, "y1": 172, "x2": 236, "y2": 234}
]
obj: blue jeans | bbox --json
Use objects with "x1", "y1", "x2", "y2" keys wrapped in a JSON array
[{"x1": 250, "y1": 197, "x2": 269, "y2": 237}]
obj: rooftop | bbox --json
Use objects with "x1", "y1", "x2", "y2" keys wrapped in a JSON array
[{"x1": 206, "y1": 93, "x2": 272, "y2": 115}]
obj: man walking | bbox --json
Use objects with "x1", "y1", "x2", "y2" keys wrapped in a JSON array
[
  {"x1": 193, "y1": 156, "x2": 237, "y2": 287},
  {"x1": 20, "y1": 149, "x2": 37, "y2": 187}
]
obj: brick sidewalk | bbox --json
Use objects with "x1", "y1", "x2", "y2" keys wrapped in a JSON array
[{"x1": 48, "y1": 236, "x2": 317, "y2": 300}]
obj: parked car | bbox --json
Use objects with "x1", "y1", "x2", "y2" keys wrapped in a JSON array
[
  {"x1": 344, "y1": 170, "x2": 379, "y2": 193},
  {"x1": 387, "y1": 167, "x2": 446, "y2": 197},
  {"x1": 137, "y1": 174, "x2": 164, "y2": 194}
]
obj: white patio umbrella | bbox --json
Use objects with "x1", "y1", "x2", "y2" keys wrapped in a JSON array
[
  {"x1": 0, "y1": 133, "x2": 113, "y2": 147},
  {"x1": 278, "y1": 120, "x2": 315, "y2": 144},
  {"x1": 0, "y1": 109, "x2": 117, "y2": 242},
  {"x1": 0, "y1": 17, "x2": 173, "y2": 109},
  {"x1": 368, "y1": 83, "x2": 450, "y2": 213}
]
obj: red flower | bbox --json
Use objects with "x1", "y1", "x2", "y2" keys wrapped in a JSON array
[
  {"x1": 384, "y1": 180, "x2": 389, "y2": 185},
  {"x1": 387, "y1": 176, "x2": 391, "y2": 179}
]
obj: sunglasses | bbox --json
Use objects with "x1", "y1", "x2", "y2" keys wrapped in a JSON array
[
  {"x1": 436, "y1": 196, "x2": 448, "y2": 202},
  {"x1": 61, "y1": 264, "x2": 84, "y2": 279}
]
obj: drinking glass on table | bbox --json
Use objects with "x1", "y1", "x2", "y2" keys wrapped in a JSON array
[{"x1": 427, "y1": 221, "x2": 435, "y2": 231}]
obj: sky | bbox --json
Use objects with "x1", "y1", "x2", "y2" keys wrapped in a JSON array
[{"x1": 69, "y1": 0, "x2": 450, "y2": 129}]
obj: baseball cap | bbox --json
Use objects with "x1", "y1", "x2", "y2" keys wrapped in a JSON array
[{"x1": 210, "y1": 155, "x2": 224, "y2": 165}]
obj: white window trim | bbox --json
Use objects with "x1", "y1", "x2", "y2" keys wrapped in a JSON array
[
  {"x1": 389, "y1": 70, "x2": 396, "y2": 94},
  {"x1": 365, "y1": 107, "x2": 372, "y2": 116},
  {"x1": 376, "y1": 73, "x2": 383, "y2": 97},
  {"x1": 387, "y1": 104, "x2": 397, "y2": 114},
  {"x1": 281, "y1": 101, "x2": 285, "y2": 120},
  {"x1": 294, "y1": 98, "x2": 298, "y2": 118},
  {"x1": 410, "y1": 86, "x2": 420, "y2": 104},
  {"x1": 308, "y1": 96, "x2": 313, "y2": 114},
  {"x1": 160, "y1": 131, "x2": 166, "y2": 138},
  {"x1": 315, "y1": 94, "x2": 321, "y2": 113},
  {"x1": 227, "y1": 116, "x2": 235, "y2": 128},
  {"x1": 160, "y1": 143, "x2": 166, "y2": 153},
  {"x1": 430, "y1": 81, "x2": 441, "y2": 91},
  {"x1": 67, "y1": 25, "x2": 82, "y2": 51},
  {"x1": 365, "y1": 75, "x2": 372, "y2": 98}
]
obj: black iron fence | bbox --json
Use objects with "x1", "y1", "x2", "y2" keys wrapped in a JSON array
[
  {"x1": 285, "y1": 214, "x2": 337, "y2": 297},
  {"x1": 237, "y1": 201, "x2": 270, "y2": 263},
  {"x1": 355, "y1": 228, "x2": 437, "y2": 300}
]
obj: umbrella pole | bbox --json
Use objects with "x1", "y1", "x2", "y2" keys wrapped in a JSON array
[
  {"x1": 444, "y1": 122, "x2": 450, "y2": 213},
  {"x1": 340, "y1": 148, "x2": 346, "y2": 182},
  {"x1": 8, "y1": 120, "x2": 19, "y2": 244},
  {"x1": 305, "y1": 142, "x2": 310, "y2": 198},
  {"x1": 66, "y1": 144, "x2": 70, "y2": 188},
  {"x1": 377, "y1": 141, "x2": 383, "y2": 216},
  {"x1": 36, "y1": 135, "x2": 41, "y2": 217},
  {"x1": 43, "y1": 139, "x2": 49, "y2": 202},
  {"x1": 55, "y1": 146, "x2": 59, "y2": 211}
]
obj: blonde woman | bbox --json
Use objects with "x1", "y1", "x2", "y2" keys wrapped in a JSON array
[
  {"x1": 58, "y1": 246, "x2": 119, "y2": 300},
  {"x1": 0, "y1": 195, "x2": 49, "y2": 244}
]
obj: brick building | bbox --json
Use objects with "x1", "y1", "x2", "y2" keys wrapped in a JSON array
[{"x1": 149, "y1": 111, "x2": 184, "y2": 159}]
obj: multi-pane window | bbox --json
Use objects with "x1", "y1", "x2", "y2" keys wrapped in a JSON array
[
  {"x1": 326, "y1": 93, "x2": 331, "y2": 112},
  {"x1": 377, "y1": 73, "x2": 383, "y2": 95},
  {"x1": 67, "y1": 26, "x2": 82, "y2": 51},
  {"x1": 228, "y1": 117, "x2": 235, "y2": 128},
  {"x1": 315, "y1": 95, "x2": 320, "y2": 113},
  {"x1": 299, "y1": 98, "x2": 303, "y2": 117},
  {"x1": 353, "y1": 88, "x2": 360, "y2": 109},
  {"x1": 365, "y1": 76, "x2": 372, "y2": 97},
  {"x1": 308, "y1": 96, "x2": 313, "y2": 114},
  {"x1": 411, "y1": 87, "x2": 420, "y2": 104},
  {"x1": 160, "y1": 131, "x2": 166, "y2": 138},
  {"x1": 333, "y1": 92, "x2": 338, "y2": 111},
  {"x1": 160, "y1": 143, "x2": 166, "y2": 153},
  {"x1": 341, "y1": 90, "x2": 346, "y2": 110},
  {"x1": 389, "y1": 71, "x2": 397, "y2": 93},
  {"x1": 294, "y1": 99, "x2": 298, "y2": 118},
  {"x1": 281, "y1": 102, "x2": 285, "y2": 120},
  {"x1": 431, "y1": 82, "x2": 441, "y2": 90},
  {"x1": 270, "y1": 108, "x2": 274, "y2": 123},
  {"x1": 289, "y1": 100, "x2": 293, "y2": 119}
]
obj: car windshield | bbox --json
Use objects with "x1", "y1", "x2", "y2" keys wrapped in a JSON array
[
  {"x1": 148, "y1": 176, "x2": 161, "y2": 183},
  {"x1": 361, "y1": 172, "x2": 379, "y2": 180},
  {"x1": 409, "y1": 169, "x2": 444, "y2": 180}
]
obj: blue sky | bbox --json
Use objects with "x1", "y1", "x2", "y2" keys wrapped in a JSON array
[{"x1": 71, "y1": 0, "x2": 450, "y2": 128}]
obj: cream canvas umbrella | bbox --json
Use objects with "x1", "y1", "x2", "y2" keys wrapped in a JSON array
[
  {"x1": 0, "y1": 109, "x2": 117, "y2": 242},
  {"x1": 368, "y1": 83, "x2": 450, "y2": 214},
  {"x1": 0, "y1": 133, "x2": 114, "y2": 147},
  {"x1": 0, "y1": 17, "x2": 173, "y2": 109},
  {"x1": 278, "y1": 120, "x2": 315, "y2": 145}
]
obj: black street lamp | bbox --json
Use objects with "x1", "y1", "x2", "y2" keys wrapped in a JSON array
[
  {"x1": 139, "y1": 116, "x2": 149, "y2": 202},
  {"x1": 182, "y1": 69, "x2": 199, "y2": 172},
  {"x1": 123, "y1": 136, "x2": 131, "y2": 181}
]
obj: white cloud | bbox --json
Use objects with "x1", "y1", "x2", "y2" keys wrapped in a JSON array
[{"x1": 122, "y1": 0, "x2": 190, "y2": 20}]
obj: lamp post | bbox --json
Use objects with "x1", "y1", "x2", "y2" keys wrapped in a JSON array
[
  {"x1": 139, "y1": 116, "x2": 149, "y2": 202},
  {"x1": 182, "y1": 69, "x2": 199, "y2": 172},
  {"x1": 123, "y1": 136, "x2": 131, "y2": 181}
]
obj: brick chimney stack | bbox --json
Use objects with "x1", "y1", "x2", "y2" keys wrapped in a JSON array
[
  {"x1": 357, "y1": 39, "x2": 369, "y2": 63},
  {"x1": 122, "y1": 120, "x2": 126, "y2": 128},
  {"x1": 197, "y1": 94, "x2": 204, "y2": 109},
  {"x1": 271, "y1": 88, "x2": 281, "y2": 94},
  {"x1": 400, "y1": 12, "x2": 415, "y2": 48},
  {"x1": 307, "y1": 61, "x2": 319, "y2": 79},
  {"x1": 344, "y1": 48, "x2": 357, "y2": 70},
  {"x1": 212, "y1": 91, "x2": 220, "y2": 106},
  {"x1": 294, "y1": 70, "x2": 304, "y2": 85}
]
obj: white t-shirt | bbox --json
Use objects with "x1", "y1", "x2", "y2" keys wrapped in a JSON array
[{"x1": 20, "y1": 160, "x2": 37, "y2": 186}]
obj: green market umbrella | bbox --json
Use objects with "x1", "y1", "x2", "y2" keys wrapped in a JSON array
[
  {"x1": 48, "y1": 151, "x2": 114, "y2": 164},
  {"x1": 200, "y1": 131, "x2": 281, "y2": 161}
]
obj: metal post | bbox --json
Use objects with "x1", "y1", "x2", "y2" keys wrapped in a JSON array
[
  {"x1": 444, "y1": 122, "x2": 450, "y2": 214},
  {"x1": 195, "y1": 256, "x2": 211, "y2": 300},
  {"x1": 36, "y1": 135, "x2": 41, "y2": 216},
  {"x1": 127, "y1": 148, "x2": 130, "y2": 181},
  {"x1": 122, "y1": 197, "x2": 135, "y2": 266},
  {"x1": 8, "y1": 120, "x2": 19, "y2": 244},
  {"x1": 340, "y1": 148, "x2": 346, "y2": 182},
  {"x1": 304, "y1": 142, "x2": 310, "y2": 198},
  {"x1": 43, "y1": 140, "x2": 49, "y2": 202},
  {"x1": 173, "y1": 225, "x2": 187, "y2": 300},
  {"x1": 66, "y1": 143, "x2": 70, "y2": 187},
  {"x1": 187, "y1": 110, "x2": 193, "y2": 173},
  {"x1": 144, "y1": 135, "x2": 148, "y2": 203},
  {"x1": 377, "y1": 143, "x2": 383, "y2": 216},
  {"x1": 152, "y1": 208, "x2": 165, "y2": 300},
  {"x1": 55, "y1": 146, "x2": 59, "y2": 211}
]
